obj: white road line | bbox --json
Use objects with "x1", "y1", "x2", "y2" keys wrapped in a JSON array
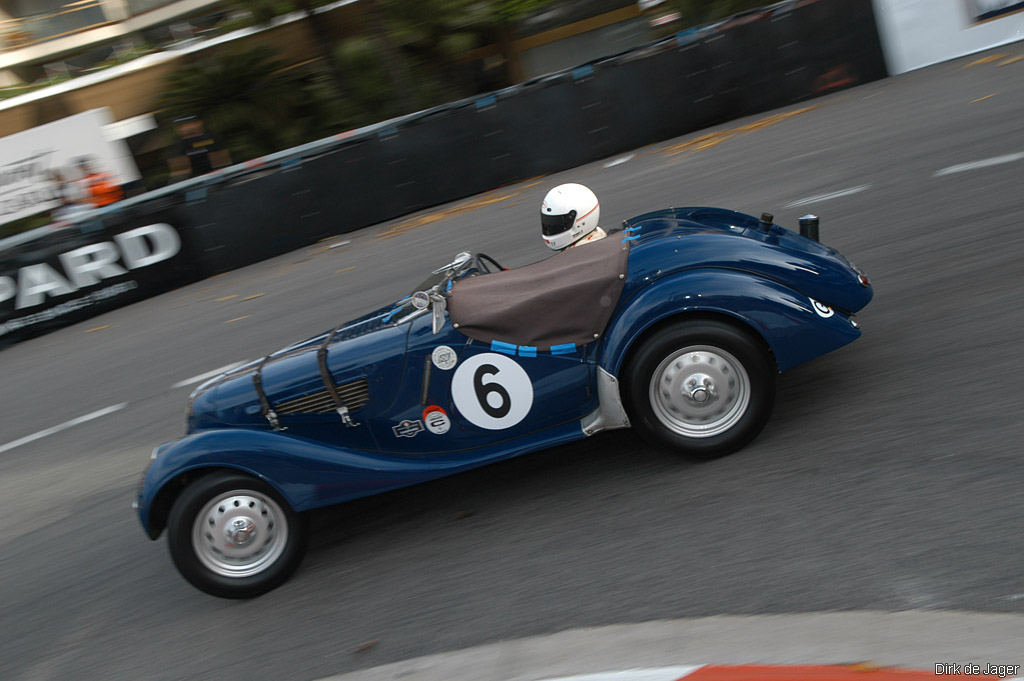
[
  {"x1": 0, "y1": 403, "x2": 128, "y2": 455},
  {"x1": 785, "y1": 184, "x2": 871, "y2": 208},
  {"x1": 603, "y1": 154, "x2": 635, "y2": 168},
  {"x1": 934, "y1": 152, "x2": 1024, "y2": 176},
  {"x1": 172, "y1": 361, "x2": 248, "y2": 389}
]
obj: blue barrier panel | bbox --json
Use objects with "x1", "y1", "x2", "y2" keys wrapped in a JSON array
[
  {"x1": 303, "y1": 137, "x2": 392, "y2": 234},
  {"x1": 600, "y1": 40, "x2": 717, "y2": 149},
  {"x1": 796, "y1": 0, "x2": 889, "y2": 96},
  {"x1": 718, "y1": 12, "x2": 789, "y2": 116},
  {"x1": 566, "y1": 62, "x2": 622, "y2": 164},
  {"x1": 375, "y1": 108, "x2": 481, "y2": 213},
  {"x1": 760, "y1": 5, "x2": 815, "y2": 106},
  {"x1": 181, "y1": 171, "x2": 321, "y2": 273},
  {"x1": 491, "y1": 75, "x2": 595, "y2": 177}
]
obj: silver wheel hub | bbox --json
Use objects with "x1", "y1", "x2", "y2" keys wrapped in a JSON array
[
  {"x1": 226, "y1": 518, "x2": 257, "y2": 546},
  {"x1": 192, "y1": 491, "x2": 289, "y2": 578},
  {"x1": 684, "y1": 372, "x2": 714, "y2": 403},
  {"x1": 649, "y1": 345, "x2": 750, "y2": 438}
]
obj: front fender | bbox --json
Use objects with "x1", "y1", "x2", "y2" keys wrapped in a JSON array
[
  {"x1": 137, "y1": 429, "x2": 427, "y2": 536},
  {"x1": 136, "y1": 423, "x2": 588, "y2": 538},
  {"x1": 598, "y1": 268, "x2": 862, "y2": 375}
]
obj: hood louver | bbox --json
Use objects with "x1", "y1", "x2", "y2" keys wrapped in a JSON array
[{"x1": 275, "y1": 378, "x2": 370, "y2": 415}]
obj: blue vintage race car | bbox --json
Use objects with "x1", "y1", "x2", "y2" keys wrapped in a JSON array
[{"x1": 136, "y1": 207, "x2": 872, "y2": 597}]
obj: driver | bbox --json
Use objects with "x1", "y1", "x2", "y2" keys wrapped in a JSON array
[{"x1": 540, "y1": 183, "x2": 606, "y2": 250}]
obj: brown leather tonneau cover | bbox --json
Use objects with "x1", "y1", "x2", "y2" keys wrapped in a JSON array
[{"x1": 448, "y1": 236, "x2": 629, "y2": 348}]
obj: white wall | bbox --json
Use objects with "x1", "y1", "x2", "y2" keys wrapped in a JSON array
[
  {"x1": 872, "y1": 0, "x2": 1024, "y2": 74},
  {"x1": 0, "y1": 108, "x2": 141, "y2": 226}
]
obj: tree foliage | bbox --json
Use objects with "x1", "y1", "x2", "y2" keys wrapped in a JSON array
[
  {"x1": 489, "y1": 0, "x2": 559, "y2": 23},
  {"x1": 331, "y1": 0, "x2": 560, "y2": 122},
  {"x1": 161, "y1": 44, "x2": 345, "y2": 161},
  {"x1": 166, "y1": 0, "x2": 775, "y2": 147}
]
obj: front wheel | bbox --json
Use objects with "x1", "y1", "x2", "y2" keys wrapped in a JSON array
[
  {"x1": 623, "y1": 320, "x2": 777, "y2": 459},
  {"x1": 167, "y1": 472, "x2": 308, "y2": 598}
]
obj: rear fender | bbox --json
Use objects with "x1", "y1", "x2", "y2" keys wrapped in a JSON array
[{"x1": 599, "y1": 269, "x2": 861, "y2": 375}]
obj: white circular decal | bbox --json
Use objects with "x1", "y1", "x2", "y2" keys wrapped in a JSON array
[
  {"x1": 451, "y1": 353, "x2": 534, "y2": 430},
  {"x1": 424, "y1": 407, "x2": 451, "y2": 435},
  {"x1": 412, "y1": 291, "x2": 430, "y2": 310},
  {"x1": 432, "y1": 345, "x2": 458, "y2": 370},
  {"x1": 810, "y1": 298, "x2": 834, "y2": 318}
]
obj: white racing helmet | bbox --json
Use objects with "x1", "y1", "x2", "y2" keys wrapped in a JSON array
[{"x1": 540, "y1": 183, "x2": 600, "y2": 250}]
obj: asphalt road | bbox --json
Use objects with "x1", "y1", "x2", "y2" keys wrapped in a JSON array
[{"x1": 2, "y1": 47, "x2": 1023, "y2": 681}]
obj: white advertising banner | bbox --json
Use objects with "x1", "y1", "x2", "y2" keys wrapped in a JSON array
[
  {"x1": 0, "y1": 108, "x2": 141, "y2": 226},
  {"x1": 872, "y1": 0, "x2": 1024, "y2": 74}
]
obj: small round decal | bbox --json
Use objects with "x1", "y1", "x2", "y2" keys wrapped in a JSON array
[
  {"x1": 423, "y1": 406, "x2": 451, "y2": 435},
  {"x1": 411, "y1": 291, "x2": 430, "y2": 310},
  {"x1": 451, "y1": 353, "x2": 533, "y2": 430},
  {"x1": 810, "y1": 298, "x2": 834, "y2": 318},
  {"x1": 432, "y1": 345, "x2": 458, "y2": 370}
]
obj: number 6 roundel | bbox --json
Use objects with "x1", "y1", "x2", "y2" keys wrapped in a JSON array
[{"x1": 451, "y1": 353, "x2": 534, "y2": 430}]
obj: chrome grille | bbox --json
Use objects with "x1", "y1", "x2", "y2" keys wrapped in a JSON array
[{"x1": 275, "y1": 378, "x2": 370, "y2": 415}]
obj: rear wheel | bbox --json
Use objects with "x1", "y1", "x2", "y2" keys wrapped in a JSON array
[
  {"x1": 624, "y1": 320, "x2": 776, "y2": 459},
  {"x1": 167, "y1": 472, "x2": 308, "y2": 598}
]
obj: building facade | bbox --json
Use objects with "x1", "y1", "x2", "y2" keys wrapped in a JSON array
[{"x1": 1, "y1": 0, "x2": 224, "y2": 86}]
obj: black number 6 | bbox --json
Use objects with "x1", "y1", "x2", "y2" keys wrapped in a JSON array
[{"x1": 474, "y1": 364, "x2": 511, "y2": 418}]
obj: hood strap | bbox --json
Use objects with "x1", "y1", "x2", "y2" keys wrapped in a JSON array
[
  {"x1": 317, "y1": 326, "x2": 359, "y2": 427},
  {"x1": 251, "y1": 355, "x2": 285, "y2": 431}
]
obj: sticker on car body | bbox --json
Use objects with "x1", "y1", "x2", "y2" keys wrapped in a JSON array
[
  {"x1": 432, "y1": 345, "x2": 457, "y2": 370},
  {"x1": 423, "y1": 406, "x2": 451, "y2": 435},
  {"x1": 810, "y1": 298, "x2": 834, "y2": 318},
  {"x1": 451, "y1": 353, "x2": 533, "y2": 430},
  {"x1": 392, "y1": 419, "x2": 424, "y2": 438}
]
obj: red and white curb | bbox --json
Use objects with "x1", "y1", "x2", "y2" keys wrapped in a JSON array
[
  {"x1": 538, "y1": 667, "x2": 1021, "y2": 681},
  {"x1": 316, "y1": 612, "x2": 1024, "y2": 681}
]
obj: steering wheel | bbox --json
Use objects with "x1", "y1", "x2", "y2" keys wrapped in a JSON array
[{"x1": 474, "y1": 253, "x2": 506, "y2": 274}]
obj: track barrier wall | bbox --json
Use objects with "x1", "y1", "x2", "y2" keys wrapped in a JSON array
[{"x1": 0, "y1": 0, "x2": 888, "y2": 345}]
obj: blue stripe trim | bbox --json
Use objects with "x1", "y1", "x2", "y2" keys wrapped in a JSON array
[
  {"x1": 621, "y1": 235, "x2": 640, "y2": 242},
  {"x1": 445, "y1": 280, "x2": 453, "y2": 293},
  {"x1": 475, "y1": 95, "x2": 496, "y2": 109},
  {"x1": 624, "y1": 226, "x2": 642, "y2": 233},
  {"x1": 675, "y1": 28, "x2": 700, "y2": 46},
  {"x1": 572, "y1": 65, "x2": 594, "y2": 79},
  {"x1": 377, "y1": 127, "x2": 399, "y2": 138},
  {"x1": 491, "y1": 340, "x2": 517, "y2": 355},
  {"x1": 550, "y1": 343, "x2": 576, "y2": 355},
  {"x1": 281, "y1": 157, "x2": 302, "y2": 169},
  {"x1": 517, "y1": 346, "x2": 537, "y2": 357},
  {"x1": 382, "y1": 306, "x2": 402, "y2": 323}
]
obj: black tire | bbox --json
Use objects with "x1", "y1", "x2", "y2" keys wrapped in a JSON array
[
  {"x1": 167, "y1": 472, "x2": 308, "y2": 598},
  {"x1": 623, "y1": 320, "x2": 777, "y2": 459}
]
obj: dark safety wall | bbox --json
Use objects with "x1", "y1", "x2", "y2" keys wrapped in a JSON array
[{"x1": 0, "y1": 0, "x2": 887, "y2": 344}]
